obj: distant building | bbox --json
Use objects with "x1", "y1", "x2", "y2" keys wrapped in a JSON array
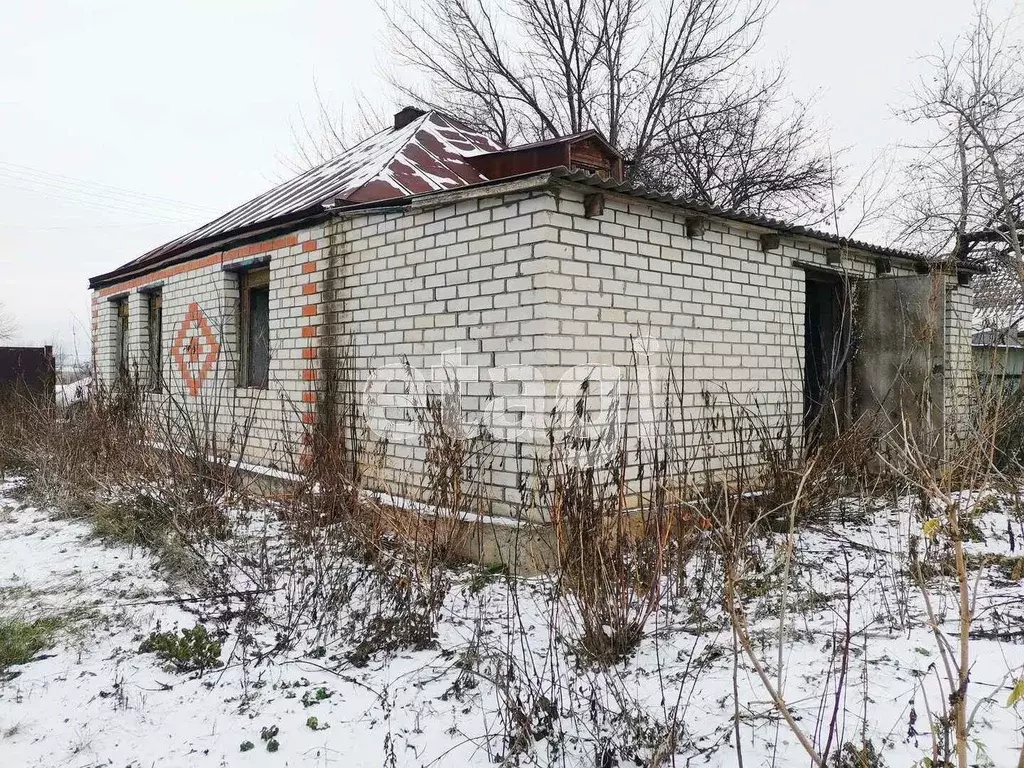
[
  {"x1": 0, "y1": 346, "x2": 55, "y2": 405},
  {"x1": 970, "y1": 261, "x2": 1024, "y2": 387}
]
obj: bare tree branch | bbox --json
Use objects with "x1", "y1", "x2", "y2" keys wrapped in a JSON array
[
  {"x1": 895, "y1": 0, "x2": 1024, "y2": 273},
  {"x1": 377, "y1": 0, "x2": 834, "y2": 218},
  {"x1": 0, "y1": 302, "x2": 17, "y2": 342},
  {"x1": 278, "y1": 83, "x2": 387, "y2": 175}
]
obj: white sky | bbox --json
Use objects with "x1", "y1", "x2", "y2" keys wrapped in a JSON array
[{"x1": 1, "y1": 0, "x2": 1022, "y2": 356}]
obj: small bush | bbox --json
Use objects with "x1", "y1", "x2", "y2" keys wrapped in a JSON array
[
  {"x1": 90, "y1": 494, "x2": 171, "y2": 549},
  {"x1": 260, "y1": 724, "x2": 280, "y2": 752},
  {"x1": 300, "y1": 686, "x2": 333, "y2": 707},
  {"x1": 0, "y1": 616, "x2": 62, "y2": 674},
  {"x1": 139, "y1": 624, "x2": 222, "y2": 673},
  {"x1": 829, "y1": 739, "x2": 886, "y2": 768}
]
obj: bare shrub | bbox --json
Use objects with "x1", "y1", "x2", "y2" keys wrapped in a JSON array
[{"x1": 0, "y1": 376, "x2": 148, "y2": 509}]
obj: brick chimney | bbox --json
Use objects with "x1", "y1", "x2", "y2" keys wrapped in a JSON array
[{"x1": 394, "y1": 106, "x2": 427, "y2": 130}]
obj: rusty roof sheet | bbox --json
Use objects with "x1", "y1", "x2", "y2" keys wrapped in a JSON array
[
  {"x1": 92, "y1": 111, "x2": 502, "y2": 285},
  {"x1": 93, "y1": 129, "x2": 972, "y2": 290},
  {"x1": 477, "y1": 129, "x2": 621, "y2": 157}
]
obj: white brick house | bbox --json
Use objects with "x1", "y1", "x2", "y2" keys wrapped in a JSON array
[{"x1": 90, "y1": 108, "x2": 977, "y2": 518}]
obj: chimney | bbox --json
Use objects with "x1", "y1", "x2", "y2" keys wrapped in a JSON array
[{"x1": 394, "y1": 106, "x2": 427, "y2": 130}]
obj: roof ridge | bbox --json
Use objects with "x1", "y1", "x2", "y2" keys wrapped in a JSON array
[
  {"x1": 396, "y1": 112, "x2": 496, "y2": 190},
  {"x1": 343, "y1": 110, "x2": 434, "y2": 203}
]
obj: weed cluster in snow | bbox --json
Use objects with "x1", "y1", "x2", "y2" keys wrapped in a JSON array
[{"x1": 2, "y1": 473, "x2": 1024, "y2": 767}]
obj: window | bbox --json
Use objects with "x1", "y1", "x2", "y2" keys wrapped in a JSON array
[
  {"x1": 147, "y1": 290, "x2": 163, "y2": 392},
  {"x1": 239, "y1": 268, "x2": 270, "y2": 388},
  {"x1": 114, "y1": 298, "x2": 129, "y2": 381}
]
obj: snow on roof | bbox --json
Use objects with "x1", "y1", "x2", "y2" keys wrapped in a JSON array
[{"x1": 96, "y1": 111, "x2": 503, "y2": 283}]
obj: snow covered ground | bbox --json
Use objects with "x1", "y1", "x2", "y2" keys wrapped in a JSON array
[{"x1": 2, "y1": 477, "x2": 1024, "y2": 767}]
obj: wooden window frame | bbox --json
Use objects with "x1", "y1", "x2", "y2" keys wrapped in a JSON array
[
  {"x1": 114, "y1": 297, "x2": 130, "y2": 383},
  {"x1": 238, "y1": 267, "x2": 271, "y2": 389},
  {"x1": 146, "y1": 290, "x2": 163, "y2": 393}
]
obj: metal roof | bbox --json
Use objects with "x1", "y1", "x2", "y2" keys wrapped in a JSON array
[
  {"x1": 972, "y1": 259, "x2": 1024, "y2": 333},
  {"x1": 475, "y1": 129, "x2": 622, "y2": 158},
  {"x1": 546, "y1": 169, "x2": 941, "y2": 266},
  {"x1": 91, "y1": 120, "x2": 965, "y2": 288},
  {"x1": 972, "y1": 328, "x2": 1024, "y2": 349},
  {"x1": 334, "y1": 166, "x2": 963, "y2": 269},
  {"x1": 90, "y1": 111, "x2": 502, "y2": 286}
]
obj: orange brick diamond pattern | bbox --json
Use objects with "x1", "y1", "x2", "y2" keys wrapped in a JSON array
[{"x1": 172, "y1": 302, "x2": 220, "y2": 397}]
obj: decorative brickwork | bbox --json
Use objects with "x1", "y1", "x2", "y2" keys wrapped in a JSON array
[{"x1": 171, "y1": 302, "x2": 220, "y2": 397}]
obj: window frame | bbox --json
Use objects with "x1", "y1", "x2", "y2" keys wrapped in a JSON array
[
  {"x1": 238, "y1": 267, "x2": 271, "y2": 390},
  {"x1": 146, "y1": 289, "x2": 163, "y2": 393},
  {"x1": 113, "y1": 297, "x2": 130, "y2": 382}
]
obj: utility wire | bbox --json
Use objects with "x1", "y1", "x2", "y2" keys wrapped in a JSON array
[
  {"x1": 0, "y1": 221, "x2": 195, "y2": 231},
  {"x1": 0, "y1": 175, "x2": 208, "y2": 224},
  {"x1": 0, "y1": 160, "x2": 220, "y2": 216}
]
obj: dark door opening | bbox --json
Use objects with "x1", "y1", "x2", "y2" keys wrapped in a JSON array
[{"x1": 804, "y1": 270, "x2": 851, "y2": 449}]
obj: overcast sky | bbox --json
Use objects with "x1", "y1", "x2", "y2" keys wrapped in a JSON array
[{"x1": 1, "y1": 0, "x2": 1022, "y2": 357}]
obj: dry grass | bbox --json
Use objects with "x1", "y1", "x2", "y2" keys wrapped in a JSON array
[{"x1": 6, "y1": 343, "x2": 1024, "y2": 767}]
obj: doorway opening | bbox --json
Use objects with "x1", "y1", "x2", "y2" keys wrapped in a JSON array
[{"x1": 804, "y1": 269, "x2": 852, "y2": 449}]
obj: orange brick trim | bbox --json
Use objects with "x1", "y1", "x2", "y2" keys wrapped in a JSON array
[
  {"x1": 97, "y1": 233, "x2": 301, "y2": 298},
  {"x1": 171, "y1": 302, "x2": 221, "y2": 397},
  {"x1": 302, "y1": 240, "x2": 319, "y2": 252},
  {"x1": 299, "y1": 256, "x2": 322, "y2": 464}
]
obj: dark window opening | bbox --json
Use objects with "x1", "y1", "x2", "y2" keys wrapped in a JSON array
[
  {"x1": 114, "y1": 298, "x2": 130, "y2": 382},
  {"x1": 147, "y1": 291, "x2": 163, "y2": 392},
  {"x1": 240, "y1": 268, "x2": 270, "y2": 389},
  {"x1": 804, "y1": 270, "x2": 852, "y2": 449}
]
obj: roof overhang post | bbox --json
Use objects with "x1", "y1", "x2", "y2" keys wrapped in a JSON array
[
  {"x1": 760, "y1": 233, "x2": 781, "y2": 252},
  {"x1": 684, "y1": 216, "x2": 706, "y2": 238},
  {"x1": 583, "y1": 192, "x2": 605, "y2": 218}
]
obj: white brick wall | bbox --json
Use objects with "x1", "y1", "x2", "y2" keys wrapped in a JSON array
[
  {"x1": 92, "y1": 226, "x2": 329, "y2": 472},
  {"x1": 92, "y1": 181, "x2": 975, "y2": 519}
]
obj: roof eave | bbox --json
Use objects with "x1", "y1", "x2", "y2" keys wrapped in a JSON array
[
  {"x1": 88, "y1": 207, "x2": 330, "y2": 290},
  {"x1": 329, "y1": 166, "x2": 941, "y2": 268}
]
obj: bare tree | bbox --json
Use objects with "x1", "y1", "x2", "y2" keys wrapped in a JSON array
[
  {"x1": 0, "y1": 302, "x2": 16, "y2": 342},
  {"x1": 643, "y1": 75, "x2": 834, "y2": 221},
  {"x1": 897, "y1": 2, "x2": 1024, "y2": 274},
  {"x1": 279, "y1": 82, "x2": 387, "y2": 175},
  {"x1": 381, "y1": 0, "x2": 835, "y2": 219}
]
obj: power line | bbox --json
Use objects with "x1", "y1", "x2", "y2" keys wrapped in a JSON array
[
  {"x1": 0, "y1": 174, "x2": 207, "y2": 224},
  {"x1": 0, "y1": 160, "x2": 221, "y2": 216},
  {"x1": 0, "y1": 170, "x2": 204, "y2": 221},
  {"x1": 0, "y1": 221, "x2": 195, "y2": 231}
]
